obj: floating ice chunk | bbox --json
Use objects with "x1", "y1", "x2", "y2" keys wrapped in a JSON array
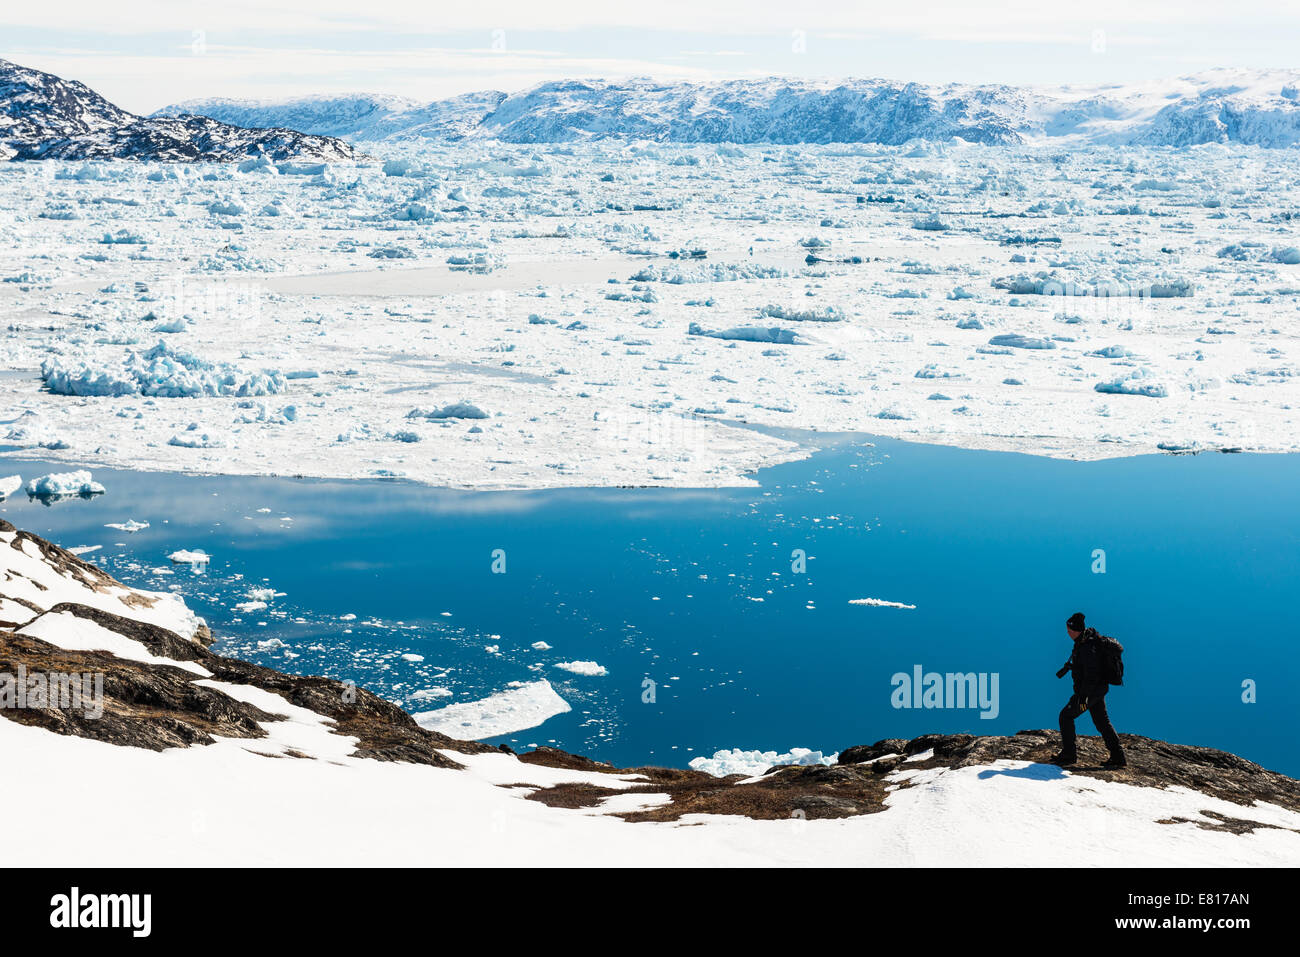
[
  {"x1": 236, "y1": 155, "x2": 277, "y2": 175},
  {"x1": 0, "y1": 475, "x2": 21, "y2": 501},
  {"x1": 553, "y1": 660, "x2": 608, "y2": 676},
  {"x1": 41, "y1": 342, "x2": 287, "y2": 398},
  {"x1": 234, "y1": 601, "x2": 267, "y2": 614},
  {"x1": 395, "y1": 202, "x2": 434, "y2": 221},
  {"x1": 689, "y1": 747, "x2": 838, "y2": 778},
  {"x1": 104, "y1": 520, "x2": 149, "y2": 533},
  {"x1": 154, "y1": 316, "x2": 190, "y2": 334},
  {"x1": 632, "y1": 262, "x2": 788, "y2": 284},
  {"x1": 400, "y1": 653, "x2": 425, "y2": 663},
  {"x1": 688, "y1": 322, "x2": 799, "y2": 344},
  {"x1": 849, "y1": 597, "x2": 917, "y2": 609},
  {"x1": 446, "y1": 252, "x2": 501, "y2": 273},
  {"x1": 407, "y1": 402, "x2": 488, "y2": 420},
  {"x1": 168, "y1": 549, "x2": 211, "y2": 565},
  {"x1": 369, "y1": 245, "x2": 416, "y2": 260},
  {"x1": 1217, "y1": 243, "x2": 1262, "y2": 261},
  {"x1": 531, "y1": 641, "x2": 552, "y2": 651},
  {"x1": 168, "y1": 427, "x2": 227, "y2": 448},
  {"x1": 413, "y1": 679, "x2": 571, "y2": 739},
  {"x1": 988, "y1": 333, "x2": 1055, "y2": 350},
  {"x1": 1087, "y1": 344, "x2": 1137, "y2": 359},
  {"x1": 1095, "y1": 370, "x2": 1168, "y2": 398},
  {"x1": 409, "y1": 687, "x2": 451, "y2": 703},
  {"x1": 100, "y1": 229, "x2": 147, "y2": 245},
  {"x1": 757, "y1": 303, "x2": 842, "y2": 322},
  {"x1": 913, "y1": 213, "x2": 949, "y2": 231},
  {"x1": 26, "y1": 471, "x2": 105, "y2": 500},
  {"x1": 993, "y1": 274, "x2": 1192, "y2": 298},
  {"x1": 915, "y1": 364, "x2": 960, "y2": 379}
]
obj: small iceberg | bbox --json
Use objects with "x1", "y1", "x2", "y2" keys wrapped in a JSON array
[
  {"x1": 168, "y1": 549, "x2": 211, "y2": 565},
  {"x1": 25, "y1": 470, "x2": 105, "y2": 503},
  {"x1": 849, "y1": 597, "x2": 917, "y2": 610}
]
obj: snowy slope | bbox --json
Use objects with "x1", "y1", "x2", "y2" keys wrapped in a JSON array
[
  {"x1": 3, "y1": 524, "x2": 1299, "y2": 867},
  {"x1": 155, "y1": 70, "x2": 1300, "y2": 147},
  {"x1": 0, "y1": 59, "x2": 360, "y2": 162}
]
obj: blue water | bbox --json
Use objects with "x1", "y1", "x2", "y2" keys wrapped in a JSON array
[{"x1": 3, "y1": 435, "x2": 1297, "y2": 775}]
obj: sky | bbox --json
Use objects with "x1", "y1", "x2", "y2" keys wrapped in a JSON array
[{"x1": 2, "y1": 1, "x2": 1298, "y2": 113}]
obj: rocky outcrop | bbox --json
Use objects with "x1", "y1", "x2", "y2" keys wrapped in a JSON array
[
  {"x1": 0, "y1": 521, "x2": 491, "y2": 768},
  {"x1": 513, "y1": 731, "x2": 1300, "y2": 825},
  {"x1": 837, "y1": 732, "x2": 1300, "y2": 818},
  {"x1": 0, "y1": 59, "x2": 359, "y2": 163},
  {"x1": 4, "y1": 603, "x2": 491, "y2": 765}
]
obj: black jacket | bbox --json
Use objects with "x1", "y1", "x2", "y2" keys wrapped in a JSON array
[{"x1": 1068, "y1": 628, "x2": 1109, "y2": 697}]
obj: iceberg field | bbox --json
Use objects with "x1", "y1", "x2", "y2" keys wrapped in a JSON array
[{"x1": 1, "y1": 140, "x2": 1298, "y2": 490}]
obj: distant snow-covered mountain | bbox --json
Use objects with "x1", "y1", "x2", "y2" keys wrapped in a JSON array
[
  {"x1": 157, "y1": 90, "x2": 509, "y2": 143},
  {"x1": 155, "y1": 69, "x2": 1300, "y2": 147},
  {"x1": 0, "y1": 59, "x2": 359, "y2": 162}
]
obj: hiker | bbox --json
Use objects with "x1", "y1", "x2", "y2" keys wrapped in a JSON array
[{"x1": 1051, "y1": 612, "x2": 1127, "y2": 768}]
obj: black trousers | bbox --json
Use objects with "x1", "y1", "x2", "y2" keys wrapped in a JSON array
[{"x1": 1059, "y1": 692, "x2": 1123, "y2": 757}]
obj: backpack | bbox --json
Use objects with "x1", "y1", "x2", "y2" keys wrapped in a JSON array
[{"x1": 1098, "y1": 635, "x2": 1125, "y2": 686}]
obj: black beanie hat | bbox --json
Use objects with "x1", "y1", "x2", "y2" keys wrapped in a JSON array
[{"x1": 1067, "y1": 612, "x2": 1086, "y2": 631}]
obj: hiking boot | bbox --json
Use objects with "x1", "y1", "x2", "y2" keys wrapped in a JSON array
[
  {"x1": 1049, "y1": 752, "x2": 1077, "y2": 766},
  {"x1": 1103, "y1": 753, "x2": 1128, "y2": 769}
]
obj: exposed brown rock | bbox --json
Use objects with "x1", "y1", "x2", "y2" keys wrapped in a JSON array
[
  {"x1": 0, "y1": 600, "x2": 497, "y2": 768},
  {"x1": 838, "y1": 729, "x2": 1300, "y2": 815},
  {"x1": 0, "y1": 630, "x2": 272, "y2": 749}
]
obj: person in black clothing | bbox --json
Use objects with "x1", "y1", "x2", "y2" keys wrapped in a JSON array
[{"x1": 1051, "y1": 612, "x2": 1127, "y2": 768}]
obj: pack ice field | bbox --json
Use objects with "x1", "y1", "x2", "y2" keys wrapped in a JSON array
[{"x1": 1, "y1": 141, "x2": 1298, "y2": 491}]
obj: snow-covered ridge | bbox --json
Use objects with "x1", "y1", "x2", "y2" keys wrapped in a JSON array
[
  {"x1": 0, "y1": 519, "x2": 203, "y2": 638},
  {"x1": 0, "y1": 59, "x2": 360, "y2": 162},
  {"x1": 156, "y1": 69, "x2": 1300, "y2": 147}
]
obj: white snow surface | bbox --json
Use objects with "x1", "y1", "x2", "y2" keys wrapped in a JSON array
[
  {"x1": 18, "y1": 611, "x2": 210, "y2": 676},
  {"x1": 0, "y1": 525, "x2": 204, "y2": 638}
]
